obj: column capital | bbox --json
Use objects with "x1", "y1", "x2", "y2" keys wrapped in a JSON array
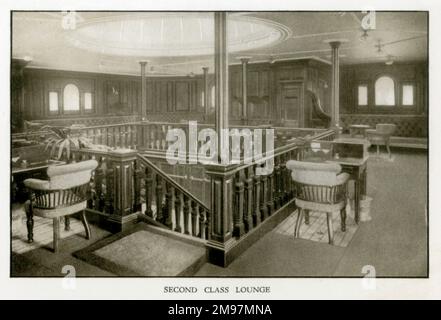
[
  {"x1": 237, "y1": 56, "x2": 252, "y2": 64},
  {"x1": 202, "y1": 66, "x2": 209, "y2": 72},
  {"x1": 324, "y1": 38, "x2": 348, "y2": 48},
  {"x1": 138, "y1": 60, "x2": 149, "y2": 66}
]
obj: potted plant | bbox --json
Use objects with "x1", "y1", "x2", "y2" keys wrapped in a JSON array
[{"x1": 44, "y1": 126, "x2": 92, "y2": 162}]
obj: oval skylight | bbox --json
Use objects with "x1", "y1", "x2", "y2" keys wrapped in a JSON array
[{"x1": 66, "y1": 13, "x2": 291, "y2": 57}]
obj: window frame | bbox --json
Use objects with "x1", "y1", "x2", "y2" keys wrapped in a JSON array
[
  {"x1": 357, "y1": 83, "x2": 369, "y2": 107},
  {"x1": 48, "y1": 90, "x2": 61, "y2": 115},
  {"x1": 62, "y1": 83, "x2": 81, "y2": 114},
  {"x1": 400, "y1": 81, "x2": 416, "y2": 107},
  {"x1": 374, "y1": 75, "x2": 397, "y2": 107},
  {"x1": 83, "y1": 91, "x2": 95, "y2": 113}
]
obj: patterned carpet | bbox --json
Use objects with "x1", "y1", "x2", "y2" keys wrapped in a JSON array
[{"x1": 274, "y1": 207, "x2": 359, "y2": 247}]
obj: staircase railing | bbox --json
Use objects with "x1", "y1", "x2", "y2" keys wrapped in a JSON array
[{"x1": 136, "y1": 153, "x2": 211, "y2": 240}]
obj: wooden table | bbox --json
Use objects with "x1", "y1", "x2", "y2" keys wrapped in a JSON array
[
  {"x1": 327, "y1": 157, "x2": 368, "y2": 224},
  {"x1": 11, "y1": 160, "x2": 65, "y2": 202},
  {"x1": 349, "y1": 124, "x2": 371, "y2": 138}
]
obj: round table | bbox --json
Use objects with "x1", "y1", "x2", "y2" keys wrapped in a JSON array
[{"x1": 349, "y1": 124, "x2": 371, "y2": 138}]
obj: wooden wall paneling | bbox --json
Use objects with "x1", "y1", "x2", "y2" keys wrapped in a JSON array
[
  {"x1": 168, "y1": 82, "x2": 174, "y2": 112},
  {"x1": 175, "y1": 81, "x2": 190, "y2": 111}
]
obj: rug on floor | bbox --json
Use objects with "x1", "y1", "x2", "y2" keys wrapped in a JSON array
[
  {"x1": 274, "y1": 209, "x2": 359, "y2": 247},
  {"x1": 12, "y1": 203, "x2": 85, "y2": 254},
  {"x1": 73, "y1": 224, "x2": 206, "y2": 277}
]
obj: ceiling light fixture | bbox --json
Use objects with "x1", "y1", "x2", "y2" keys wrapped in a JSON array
[
  {"x1": 360, "y1": 29, "x2": 369, "y2": 41},
  {"x1": 375, "y1": 41, "x2": 384, "y2": 53},
  {"x1": 385, "y1": 55, "x2": 395, "y2": 65}
]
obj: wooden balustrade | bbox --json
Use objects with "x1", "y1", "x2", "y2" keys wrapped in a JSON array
[
  {"x1": 24, "y1": 124, "x2": 335, "y2": 266},
  {"x1": 136, "y1": 153, "x2": 210, "y2": 240}
]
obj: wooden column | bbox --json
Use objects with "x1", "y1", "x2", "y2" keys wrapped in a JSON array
[
  {"x1": 202, "y1": 67, "x2": 209, "y2": 118},
  {"x1": 214, "y1": 12, "x2": 229, "y2": 161},
  {"x1": 106, "y1": 149, "x2": 139, "y2": 232},
  {"x1": 239, "y1": 57, "x2": 250, "y2": 125},
  {"x1": 326, "y1": 40, "x2": 346, "y2": 129},
  {"x1": 139, "y1": 60, "x2": 148, "y2": 120},
  {"x1": 206, "y1": 12, "x2": 236, "y2": 267}
]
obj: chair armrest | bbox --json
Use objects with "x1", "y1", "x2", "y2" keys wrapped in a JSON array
[
  {"x1": 23, "y1": 178, "x2": 51, "y2": 191},
  {"x1": 336, "y1": 172, "x2": 350, "y2": 185}
]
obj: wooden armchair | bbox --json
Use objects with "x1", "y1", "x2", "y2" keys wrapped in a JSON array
[
  {"x1": 24, "y1": 160, "x2": 98, "y2": 252},
  {"x1": 365, "y1": 124, "x2": 397, "y2": 158},
  {"x1": 286, "y1": 160, "x2": 349, "y2": 245}
]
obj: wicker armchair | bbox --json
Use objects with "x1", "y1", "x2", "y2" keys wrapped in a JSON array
[
  {"x1": 286, "y1": 160, "x2": 349, "y2": 245},
  {"x1": 24, "y1": 160, "x2": 98, "y2": 252}
]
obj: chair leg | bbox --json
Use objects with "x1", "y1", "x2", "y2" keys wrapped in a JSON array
[
  {"x1": 25, "y1": 201, "x2": 34, "y2": 243},
  {"x1": 294, "y1": 209, "x2": 304, "y2": 238},
  {"x1": 326, "y1": 212, "x2": 334, "y2": 245},
  {"x1": 386, "y1": 141, "x2": 392, "y2": 159},
  {"x1": 304, "y1": 210, "x2": 310, "y2": 225},
  {"x1": 53, "y1": 217, "x2": 60, "y2": 253},
  {"x1": 80, "y1": 210, "x2": 91, "y2": 240},
  {"x1": 340, "y1": 207, "x2": 347, "y2": 232},
  {"x1": 64, "y1": 216, "x2": 71, "y2": 231}
]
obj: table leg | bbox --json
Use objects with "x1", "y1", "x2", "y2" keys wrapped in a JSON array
[
  {"x1": 25, "y1": 201, "x2": 34, "y2": 243},
  {"x1": 64, "y1": 216, "x2": 71, "y2": 231},
  {"x1": 304, "y1": 210, "x2": 310, "y2": 225},
  {"x1": 354, "y1": 180, "x2": 360, "y2": 224},
  {"x1": 361, "y1": 168, "x2": 367, "y2": 196}
]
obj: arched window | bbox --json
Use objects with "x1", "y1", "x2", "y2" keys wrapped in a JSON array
[
  {"x1": 63, "y1": 84, "x2": 80, "y2": 111},
  {"x1": 375, "y1": 76, "x2": 395, "y2": 106}
]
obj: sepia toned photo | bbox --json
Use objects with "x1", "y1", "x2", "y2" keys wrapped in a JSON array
[{"x1": 10, "y1": 11, "x2": 428, "y2": 279}]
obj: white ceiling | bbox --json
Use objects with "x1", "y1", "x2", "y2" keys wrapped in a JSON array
[{"x1": 12, "y1": 11, "x2": 428, "y2": 76}]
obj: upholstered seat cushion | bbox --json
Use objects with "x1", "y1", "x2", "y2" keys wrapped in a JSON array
[
  {"x1": 295, "y1": 199, "x2": 346, "y2": 212},
  {"x1": 286, "y1": 160, "x2": 349, "y2": 186}
]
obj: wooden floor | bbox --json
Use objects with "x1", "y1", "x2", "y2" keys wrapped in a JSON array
[{"x1": 274, "y1": 209, "x2": 359, "y2": 247}]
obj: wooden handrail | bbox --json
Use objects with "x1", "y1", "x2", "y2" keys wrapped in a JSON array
[{"x1": 136, "y1": 153, "x2": 210, "y2": 213}]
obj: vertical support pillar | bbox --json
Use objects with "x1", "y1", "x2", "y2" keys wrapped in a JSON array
[
  {"x1": 139, "y1": 60, "x2": 148, "y2": 120},
  {"x1": 239, "y1": 57, "x2": 250, "y2": 125},
  {"x1": 325, "y1": 39, "x2": 346, "y2": 130},
  {"x1": 202, "y1": 67, "x2": 209, "y2": 119},
  {"x1": 214, "y1": 12, "x2": 229, "y2": 161}
]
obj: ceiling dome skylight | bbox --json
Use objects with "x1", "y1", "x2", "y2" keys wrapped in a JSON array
[{"x1": 66, "y1": 13, "x2": 291, "y2": 57}]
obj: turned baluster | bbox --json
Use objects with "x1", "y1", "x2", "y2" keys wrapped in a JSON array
[
  {"x1": 155, "y1": 174, "x2": 164, "y2": 222},
  {"x1": 174, "y1": 189, "x2": 182, "y2": 233},
  {"x1": 191, "y1": 201, "x2": 198, "y2": 237},
  {"x1": 144, "y1": 167, "x2": 154, "y2": 218},
  {"x1": 233, "y1": 170, "x2": 245, "y2": 237},
  {"x1": 244, "y1": 166, "x2": 254, "y2": 232},
  {"x1": 280, "y1": 153, "x2": 289, "y2": 204},
  {"x1": 133, "y1": 161, "x2": 143, "y2": 213},
  {"x1": 129, "y1": 125, "x2": 135, "y2": 149},
  {"x1": 183, "y1": 195, "x2": 190, "y2": 235},
  {"x1": 274, "y1": 156, "x2": 281, "y2": 209},
  {"x1": 260, "y1": 166, "x2": 269, "y2": 221},
  {"x1": 149, "y1": 125, "x2": 155, "y2": 149},
  {"x1": 94, "y1": 156, "x2": 105, "y2": 211},
  {"x1": 267, "y1": 162, "x2": 275, "y2": 215},
  {"x1": 163, "y1": 182, "x2": 173, "y2": 228},
  {"x1": 104, "y1": 163, "x2": 114, "y2": 215},
  {"x1": 198, "y1": 207, "x2": 206, "y2": 239},
  {"x1": 103, "y1": 128, "x2": 108, "y2": 147},
  {"x1": 253, "y1": 166, "x2": 262, "y2": 226},
  {"x1": 119, "y1": 126, "x2": 124, "y2": 148}
]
